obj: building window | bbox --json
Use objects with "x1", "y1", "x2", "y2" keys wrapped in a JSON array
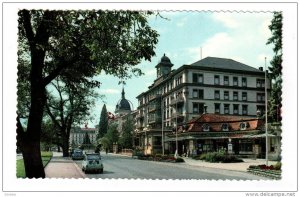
[
  {"x1": 224, "y1": 104, "x2": 230, "y2": 114},
  {"x1": 193, "y1": 103, "x2": 204, "y2": 114},
  {"x1": 242, "y1": 92, "x2": 247, "y2": 101},
  {"x1": 242, "y1": 77, "x2": 247, "y2": 87},
  {"x1": 233, "y1": 77, "x2": 238, "y2": 86},
  {"x1": 221, "y1": 123, "x2": 229, "y2": 131},
  {"x1": 192, "y1": 89, "x2": 204, "y2": 99},
  {"x1": 240, "y1": 122, "x2": 248, "y2": 130},
  {"x1": 214, "y1": 75, "x2": 220, "y2": 85},
  {"x1": 224, "y1": 76, "x2": 229, "y2": 86},
  {"x1": 233, "y1": 104, "x2": 239, "y2": 115},
  {"x1": 242, "y1": 105, "x2": 248, "y2": 115},
  {"x1": 202, "y1": 123, "x2": 210, "y2": 132},
  {"x1": 214, "y1": 90, "x2": 220, "y2": 100},
  {"x1": 224, "y1": 91, "x2": 229, "y2": 100},
  {"x1": 175, "y1": 76, "x2": 183, "y2": 86},
  {"x1": 256, "y1": 79, "x2": 265, "y2": 88},
  {"x1": 256, "y1": 105, "x2": 265, "y2": 116},
  {"x1": 193, "y1": 73, "x2": 203, "y2": 84},
  {"x1": 257, "y1": 93, "x2": 265, "y2": 102},
  {"x1": 233, "y1": 91, "x2": 238, "y2": 101},
  {"x1": 215, "y1": 103, "x2": 220, "y2": 114}
]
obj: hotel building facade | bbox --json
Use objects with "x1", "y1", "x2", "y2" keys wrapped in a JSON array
[{"x1": 134, "y1": 54, "x2": 280, "y2": 159}]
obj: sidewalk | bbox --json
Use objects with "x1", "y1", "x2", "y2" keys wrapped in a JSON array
[
  {"x1": 183, "y1": 157, "x2": 277, "y2": 172},
  {"x1": 45, "y1": 152, "x2": 86, "y2": 178}
]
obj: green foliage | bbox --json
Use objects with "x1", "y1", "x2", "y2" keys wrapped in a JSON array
[
  {"x1": 118, "y1": 116, "x2": 134, "y2": 149},
  {"x1": 266, "y1": 12, "x2": 282, "y2": 122},
  {"x1": 98, "y1": 136, "x2": 110, "y2": 151},
  {"x1": 105, "y1": 123, "x2": 119, "y2": 147},
  {"x1": 17, "y1": 9, "x2": 159, "y2": 177},
  {"x1": 83, "y1": 132, "x2": 91, "y2": 144},
  {"x1": 41, "y1": 151, "x2": 53, "y2": 157},
  {"x1": 199, "y1": 153, "x2": 207, "y2": 160},
  {"x1": 201, "y1": 152, "x2": 243, "y2": 163},
  {"x1": 98, "y1": 104, "x2": 108, "y2": 139},
  {"x1": 175, "y1": 157, "x2": 185, "y2": 162},
  {"x1": 272, "y1": 161, "x2": 282, "y2": 170},
  {"x1": 16, "y1": 159, "x2": 26, "y2": 178}
]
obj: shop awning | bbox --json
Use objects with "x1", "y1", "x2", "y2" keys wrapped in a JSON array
[{"x1": 164, "y1": 133, "x2": 277, "y2": 142}]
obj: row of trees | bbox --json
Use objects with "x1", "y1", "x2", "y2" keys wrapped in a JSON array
[{"x1": 17, "y1": 10, "x2": 159, "y2": 178}]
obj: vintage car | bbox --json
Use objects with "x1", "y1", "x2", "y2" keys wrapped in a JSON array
[
  {"x1": 71, "y1": 149, "x2": 84, "y2": 160},
  {"x1": 82, "y1": 153, "x2": 104, "y2": 173}
]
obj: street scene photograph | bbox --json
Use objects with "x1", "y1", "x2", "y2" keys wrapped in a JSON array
[{"x1": 15, "y1": 9, "x2": 284, "y2": 181}]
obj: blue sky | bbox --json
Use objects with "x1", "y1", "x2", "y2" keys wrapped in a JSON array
[{"x1": 90, "y1": 11, "x2": 274, "y2": 127}]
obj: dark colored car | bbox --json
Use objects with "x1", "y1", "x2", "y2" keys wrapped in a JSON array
[{"x1": 71, "y1": 149, "x2": 84, "y2": 160}]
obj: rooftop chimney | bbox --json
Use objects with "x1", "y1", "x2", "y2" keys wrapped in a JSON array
[{"x1": 203, "y1": 105, "x2": 208, "y2": 114}]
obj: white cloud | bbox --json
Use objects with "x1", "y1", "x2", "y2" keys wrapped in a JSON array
[
  {"x1": 99, "y1": 88, "x2": 120, "y2": 94},
  {"x1": 183, "y1": 13, "x2": 274, "y2": 68},
  {"x1": 212, "y1": 13, "x2": 239, "y2": 28},
  {"x1": 144, "y1": 68, "x2": 157, "y2": 77},
  {"x1": 176, "y1": 17, "x2": 188, "y2": 27}
]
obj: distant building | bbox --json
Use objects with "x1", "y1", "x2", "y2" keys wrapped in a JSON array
[
  {"x1": 134, "y1": 54, "x2": 272, "y2": 156},
  {"x1": 113, "y1": 88, "x2": 134, "y2": 134},
  {"x1": 69, "y1": 124, "x2": 98, "y2": 148}
]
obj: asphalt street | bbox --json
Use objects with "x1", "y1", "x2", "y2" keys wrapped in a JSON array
[{"x1": 74, "y1": 153, "x2": 269, "y2": 180}]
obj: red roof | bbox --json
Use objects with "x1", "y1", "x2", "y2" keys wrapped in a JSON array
[{"x1": 181, "y1": 113, "x2": 264, "y2": 133}]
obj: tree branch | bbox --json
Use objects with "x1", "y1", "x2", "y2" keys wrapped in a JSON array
[
  {"x1": 45, "y1": 102, "x2": 62, "y2": 129},
  {"x1": 20, "y1": 10, "x2": 35, "y2": 49}
]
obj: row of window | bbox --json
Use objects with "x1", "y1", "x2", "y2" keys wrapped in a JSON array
[
  {"x1": 202, "y1": 122, "x2": 249, "y2": 132},
  {"x1": 192, "y1": 73, "x2": 266, "y2": 88},
  {"x1": 213, "y1": 90, "x2": 265, "y2": 102},
  {"x1": 214, "y1": 103, "x2": 248, "y2": 115}
]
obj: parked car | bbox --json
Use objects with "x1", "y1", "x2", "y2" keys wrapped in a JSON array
[
  {"x1": 71, "y1": 149, "x2": 84, "y2": 160},
  {"x1": 82, "y1": 153, "x2": 103, "y2": 173}
]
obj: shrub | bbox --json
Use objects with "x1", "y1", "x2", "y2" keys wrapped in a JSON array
[
  {"x1": 272, "y1": 162, "x2": 282, "y2": 170},
  {"x1": 155, "y1": 154, "x2": 162, "y2": 158},
  {"x1": 203, "y1": 151, "x2": 243, "y2": 163},
  {"x1": 199, "y1": 153, "x2": 207, "y2": 160},
  {"x1": 175, "y1": 157, "x2": 185, "y2": 162}
]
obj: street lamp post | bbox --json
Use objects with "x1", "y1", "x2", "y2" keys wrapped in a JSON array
[
  {"x1": 265, "y1": 57, "x2": 269, "y2": 166},
  {"x1": 161, "y1": 96, "x2": 164, "y2": 155}
]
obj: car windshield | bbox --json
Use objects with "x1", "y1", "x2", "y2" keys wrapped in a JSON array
[
  {"x1": 86, "y1": 155, "x2": 100, "y2": 160},
  {"x1": 74, "y1": 150, "x2": 82, "y2": 153}
]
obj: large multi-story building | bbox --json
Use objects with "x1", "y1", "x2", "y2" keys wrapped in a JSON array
[{"x1": 135, "y1": 54, "x2": 272, "y2": 156}]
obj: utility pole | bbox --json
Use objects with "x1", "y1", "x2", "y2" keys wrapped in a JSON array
[{"x1": 265, "y1": 57, "x2": 268, "y2": 166}]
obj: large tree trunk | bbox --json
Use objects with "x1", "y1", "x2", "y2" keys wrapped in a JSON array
[
  {"x1": 22, "y1": 80, "x2": 46, "y2": 178},
  {"x1": 21, "y1": 137, "x2": 44, "y2": 178},
  {"x1": 62, "y1": 138, "x2": 69, "y2": 157}
]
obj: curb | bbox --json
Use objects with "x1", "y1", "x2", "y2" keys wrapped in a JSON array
[{"x1": 72, "y1": 160, "x2": 87, "y2": 178}]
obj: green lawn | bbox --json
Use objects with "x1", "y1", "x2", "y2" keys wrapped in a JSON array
[{"x1": 17, "y1": 151, "x2": 53, "y2": 178}]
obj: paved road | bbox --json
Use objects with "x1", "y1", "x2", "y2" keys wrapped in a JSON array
[{"x1": 74, "y1": 153, "x2": 269, "y2": 180}]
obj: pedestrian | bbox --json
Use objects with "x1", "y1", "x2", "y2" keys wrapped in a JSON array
[{"x1": 106, "y1": 148, "x2": 108, "y2": 154}]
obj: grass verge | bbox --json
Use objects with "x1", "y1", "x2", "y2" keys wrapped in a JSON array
[{"x1": 17, "y1": 151, "x2": 53, "y2": 178}]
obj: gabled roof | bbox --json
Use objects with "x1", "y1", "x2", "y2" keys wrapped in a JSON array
[
  {"x1": 183, "y1": 113, "x2": 264, "y2": 132},
  {"x1": 191, "y1": 57, "x2": 263, "y2": 73}
]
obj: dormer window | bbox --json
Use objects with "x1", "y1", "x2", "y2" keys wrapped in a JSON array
[
  {"x1": 221, "y1": 123, "x2": 229, "y2": 131},
  {"x1": 240, "y1": 122, "x2": 249, "y2": 130},
  {"x1": 202, "y1": 123, "x2": 210, "y2": 132}
]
